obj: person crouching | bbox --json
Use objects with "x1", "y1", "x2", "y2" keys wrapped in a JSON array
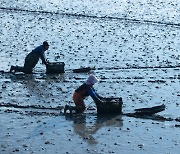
[
  {"x1": 64, "y1": 75, "x2": 102, "y2": 114},
  {"x1": 10, "y1": 41, "x2": 49, "y2": 74}
]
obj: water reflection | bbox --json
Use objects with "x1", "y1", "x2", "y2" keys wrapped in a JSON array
[
  {"x1": 9, "y1": 73, "x2": 66, "y2": 106},
  {"x1": 65, "y1": 114, "x2": 123, "y2": 145}
]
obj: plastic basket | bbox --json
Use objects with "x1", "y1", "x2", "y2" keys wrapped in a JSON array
[
  {"x1": 46, "y1": 62, "x2": 65, "y2": 74},
  {"x1": 96, "y1": 98, "x2": 123, "y2": 114}
]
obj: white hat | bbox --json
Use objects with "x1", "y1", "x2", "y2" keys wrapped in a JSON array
[{"x1": 85, "y1": 75, "x2": 99, "y2": 85}]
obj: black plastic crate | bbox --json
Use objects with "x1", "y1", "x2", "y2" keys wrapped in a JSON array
[
  {"x1": 46, "y1": 62, "x2": 65, "y2": 74},
  {"x1": 96, "y1": 98, "x2": 123, "y2": 114}
]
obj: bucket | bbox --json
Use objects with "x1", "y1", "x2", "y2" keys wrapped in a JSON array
[{"x1": 46, "y1": 62, "x2": 65, "y2": 74}]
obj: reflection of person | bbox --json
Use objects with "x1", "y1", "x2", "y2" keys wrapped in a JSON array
[
  {"x1": 10, "y1": 41, "x2": 49, "y2": 74},
  {"x1": 64, "y1": 74, "x2": 103, "y2": 113},
  {"x1": 66, "y1": 114, "x2": 123, "y2": 145}
]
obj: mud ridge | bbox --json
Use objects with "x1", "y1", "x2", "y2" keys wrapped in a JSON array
[
  {"x1": 0, "y1": 103, "x2": 63, "y2": 110},
  {"x1": 0, "y1": 7, "x2": 180, "y2": 28},
  {"x1": 1, "y1": 71, "x2": 180, "y2": 81},
  {"x1": 97, "y1": 65, "x2": 180, "y2": 71},
  {"x1": 1, "y1": 103, "x2": 180, "y2": 123},
  {"x1": 0, "y1": 108, "x2": 62, "y2": 116}
]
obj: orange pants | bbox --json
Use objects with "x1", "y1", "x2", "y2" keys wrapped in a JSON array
[{"x1": 73, "y1": 92, "x2": 86, "y2": 113}]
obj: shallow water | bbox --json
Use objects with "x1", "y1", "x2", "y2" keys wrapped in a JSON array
[
  {"x1": 0, "y1": 0, "x2": 180, "y2": 153},
  {"x1": 0, "y1": 111, "x2": 180, "y2": 154}
]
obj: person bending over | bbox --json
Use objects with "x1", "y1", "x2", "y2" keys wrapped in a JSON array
[
  {"x1": 10, "y1": 41, "x2": 49, "y2": 74},
  {"x1": 64, "y1": 74, "x2": 103, "y2": 113}
]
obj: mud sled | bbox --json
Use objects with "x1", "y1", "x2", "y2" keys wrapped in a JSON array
[
  {"x1": 133, "y1": 104, "x2": 165, "y2": 116},
  {"x1": 123, "y1": 104, "x2": 166, "y2": 120},
  {"x1": 72, "y1": 67, "x2": 94, "y2": 73}
]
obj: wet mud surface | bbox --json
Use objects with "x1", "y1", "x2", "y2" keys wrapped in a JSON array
[
  {"x1": 0, "y1": 0, "x2": 180, "y2": 154},
  {"x1": 1, "y1": 69, "x2": 180, "y2": 154}
]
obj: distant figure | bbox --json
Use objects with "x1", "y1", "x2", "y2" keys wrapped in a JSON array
[
  {"x1": 10, "y1": 41, "x2": 49, "y2": 74},
  {"x1": 64, "y1": 74, "x2": 103, "y2": 113}
]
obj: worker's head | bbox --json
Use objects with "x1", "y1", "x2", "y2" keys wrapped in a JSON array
[
  {"x1": 85, "y1": 75, "x2": 99, "y2": 86},
  {"x1": 43, "y1": 41, "x2": 49, "y2": 50}
]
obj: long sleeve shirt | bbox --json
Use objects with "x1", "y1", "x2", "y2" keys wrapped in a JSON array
[
  {"x1": 32, "y1": 45, "x2": 47, "y2": 64},
  {"x1": 75, "y1": 83, "x2": 101, "y2": 103},
  {"x1": 88, "y1": 88, "x2": 101, "y2": 103}
]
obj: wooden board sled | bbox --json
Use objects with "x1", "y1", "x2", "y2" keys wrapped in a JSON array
[
  {"x1": 72, "y1": 67, "x2": 93, "y2": 73},
  {"x1": 134, "y1": 104, "x2": 165, "y2": 116}
]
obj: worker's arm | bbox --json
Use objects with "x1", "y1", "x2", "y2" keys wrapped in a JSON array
[
  {"x1": 32, "y1": 45, "x2": 48, "y2": 65},
  {"x1": 91, "y1": 88, "x2": 104, "y2": 99},
  {"x1": 91, "y1": 88, "x2": 119, "y2": 101},
  {"x1": 39, "y1": 52, "x2": 48, "y2": 65},
  {"x1": 88, "y1": 88, "x2": 102, "y2": 103}
]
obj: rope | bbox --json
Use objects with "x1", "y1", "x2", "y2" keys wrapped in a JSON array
[{"x1": 0, "y1": 7, "x2": 179, "y2": 28}]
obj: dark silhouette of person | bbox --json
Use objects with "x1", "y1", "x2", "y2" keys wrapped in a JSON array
[{"x1": 10, "y1": 41, "x2": 49, "y2": 74}]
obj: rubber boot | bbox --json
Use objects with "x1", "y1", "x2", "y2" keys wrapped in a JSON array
[
  {"x1": 10, "y1": 66, "x2": 15, "y2": 73},
  {"x1": 64, "y1": 105, "x2": 77, "y2": 114},
  {"x1": 14, "y1": 66, "x2": 25, "y2": 73}
]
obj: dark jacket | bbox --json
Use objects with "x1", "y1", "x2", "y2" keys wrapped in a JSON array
[
  {"x1": 75, "y1": 83, "x2": 101, "y2": 102},
  {"x1": 23, "y1": 45, "x2": 47, "y2": 73},
  {"x1": 75, "y1": 83, "x2": 91, "y2": 98},
  {"x1": 31, "y1": 45, "x2": 47, "y2": 64}
]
